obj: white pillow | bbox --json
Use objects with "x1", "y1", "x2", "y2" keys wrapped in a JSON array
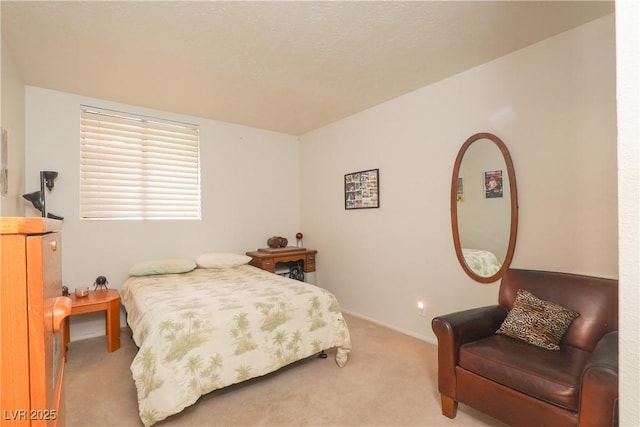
[
  {"x1": 129, "y1": 258, "x2": 196, "y2": 276},
  {"x1": 195, "y1": 252, "x2": 252, "y2": 269}
]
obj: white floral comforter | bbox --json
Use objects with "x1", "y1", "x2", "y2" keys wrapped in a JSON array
[
  {"x1": 462, "y1": 248, "x2": 502, "y2": 277},
  {"x1": 121, "y1": 265, "x2": 351, "y2": 426}
]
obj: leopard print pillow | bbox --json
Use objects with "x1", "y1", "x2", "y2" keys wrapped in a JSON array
[{"x1": 496, "y1": 289, "x2": 580, "y2": 350}]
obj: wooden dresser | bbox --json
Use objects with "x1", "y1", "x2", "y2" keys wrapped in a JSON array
[
  {"x1": 245, "y1": 247, "x2": 317, "y2": 273},
  {"x1": 1, "y1": 217, "x2": 71, "y2": 426}
]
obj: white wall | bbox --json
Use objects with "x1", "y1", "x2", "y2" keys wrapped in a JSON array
[
  {"x1": 616, "y1": 1, "x2": 640, "y2": 425},
  {"x1": 24, "y1": 87, "x2": 300, "y2": 340},
  {"x1": 0, "y1": 38, "x2": 25, "y2": 216},
  {"x1": 299, "y1": 15, "x2": 617, "y2": 342}
]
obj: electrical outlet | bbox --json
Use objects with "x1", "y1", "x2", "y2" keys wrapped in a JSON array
[{"x1": 417, "y1": 301, "x2": 426, "y2": 317}]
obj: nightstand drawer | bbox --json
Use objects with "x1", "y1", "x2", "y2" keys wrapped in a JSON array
[{"x1": 304, "y1": 254, "x2": 316, "y2": 272}]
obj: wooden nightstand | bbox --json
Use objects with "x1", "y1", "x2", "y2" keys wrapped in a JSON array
[
  {"x1": 63, "y1": 289, "x2": 121, "y2": 358},
  {"x1": 246, "y1": 247, "x2": 317, "y2": 274}
]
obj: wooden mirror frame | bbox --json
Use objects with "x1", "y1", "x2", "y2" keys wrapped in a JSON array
[{"x1": 451, "y1": 132, "x2": 518, "y2": 283}]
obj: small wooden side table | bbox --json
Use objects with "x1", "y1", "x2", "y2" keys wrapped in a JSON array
[
  {"x1": 63, "y1": 289, "x2": 121, "y2": 358},
  {"x1": 246, "y1": 248, "x2": 317, "y2": 274}
]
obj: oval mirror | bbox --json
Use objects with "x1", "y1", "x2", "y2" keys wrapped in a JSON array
[{"x1": 451, "y1": 133, "x2": 518, "y2": 283}]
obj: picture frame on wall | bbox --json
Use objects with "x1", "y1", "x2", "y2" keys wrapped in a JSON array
[
  {"x1": 484, "y1": 170, "x2": 503, "y2": 198},
  {"x1": 457, "y1": 177, "x2": 464, "y2": 202},
  {"x1": 345, "y1": 168, "x2": 379, "y2": 210}
]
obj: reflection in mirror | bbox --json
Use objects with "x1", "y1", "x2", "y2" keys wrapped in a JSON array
[{"x1": 451, "y1": 133, "x2": 518, "y2": 283}]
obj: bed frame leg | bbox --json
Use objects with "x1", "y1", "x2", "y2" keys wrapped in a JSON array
[{"x1": 318, "y1": 350, "x2": 328, "y2": 359}]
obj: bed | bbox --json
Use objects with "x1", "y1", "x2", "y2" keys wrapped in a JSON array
[
  {"x1": 462, "y1": 248, "x2": 502, "y2": 277},
  {"x1": 121, "y1": 255, "x2": 352, "y2": 426}
]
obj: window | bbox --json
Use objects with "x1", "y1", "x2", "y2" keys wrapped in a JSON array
[{"x1": 80, "y1": 107, "x2": 201, "y2": 220}]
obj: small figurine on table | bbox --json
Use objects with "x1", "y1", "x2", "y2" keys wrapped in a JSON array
[{"x1": 94, "y1": 275, "x2": 109, "y2": 290}]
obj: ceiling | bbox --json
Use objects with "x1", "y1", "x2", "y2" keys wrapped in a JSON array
[{"x1": 1, "y1": 1, "x2": 614, "y2": 135}]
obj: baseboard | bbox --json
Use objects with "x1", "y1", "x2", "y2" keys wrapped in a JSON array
[{"x1": 341, "y1": 309, "x2": 438, "y2": 345}]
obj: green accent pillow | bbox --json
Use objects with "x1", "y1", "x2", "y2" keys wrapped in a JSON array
[
  {"x1": 129, "y1": 258, "x2": 196, "y2": 276},
  {"x1": 496, "y1": 289, "x2": 580, "y2": 350}
]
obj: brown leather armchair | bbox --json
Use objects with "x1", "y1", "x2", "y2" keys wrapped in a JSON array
[{"x1": 432, "y1": 269, "x2": 618, "y2": 427}]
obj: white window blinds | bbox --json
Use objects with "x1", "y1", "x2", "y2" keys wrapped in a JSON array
[{"x1": 80, "y1": 107, "x2": 201, "y2": 220}]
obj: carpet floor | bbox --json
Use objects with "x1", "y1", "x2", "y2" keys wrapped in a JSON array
[{"x1": 64, "y1": 313, "x2": 505, "y2": 427}]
